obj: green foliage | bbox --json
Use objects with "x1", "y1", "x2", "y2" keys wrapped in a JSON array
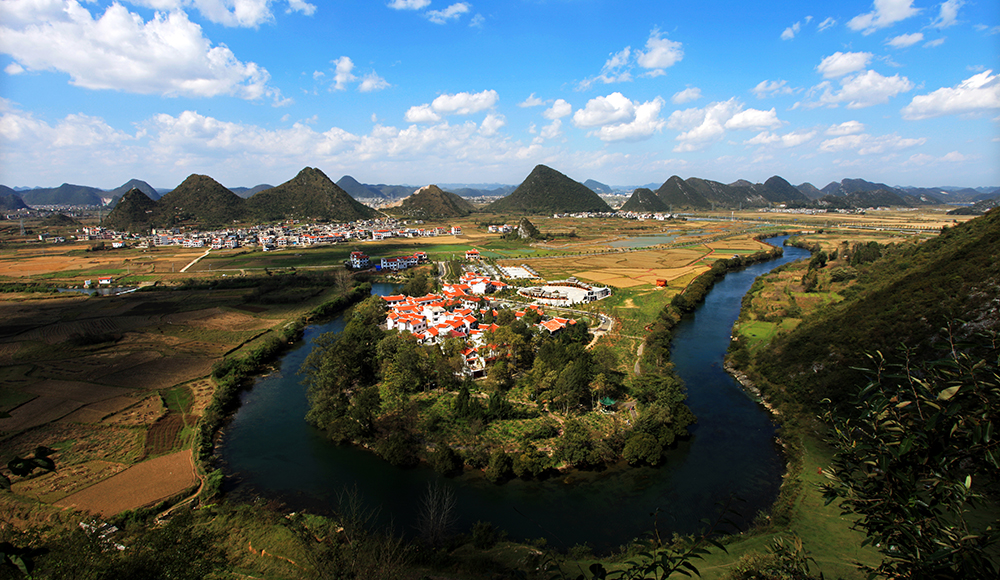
[
  {"x1": 623, "y1": 433, "x2": 663, "y2": 466},
  {"x1": 484, "y1": 164, "x2": 611, "y2": 214},
  {"x1": 471, "y1": 521, "x2": 507, "y2": 550},
  {"x1": 724, "y1": 536, "x2": 818, "y2": 580},
  {"x1": 755, "y1": 210, "x2": 1000, "y2": 408},
  {"x1": 822, "y1": 346, "x2": 1000, "y2": 579},
  {"x1": 484, "y1": 449, "x2": 513, "y2": 483}
]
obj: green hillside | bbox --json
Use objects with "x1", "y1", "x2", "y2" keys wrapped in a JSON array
[
  {"x1": 484, "y1": 164, "x2": 611, "y2": 214},
  {"x1": 620, "y1": 187, "x2": 668, "y2": 212},
  {"x1": 247, "y1": 167, "x2": 379, "y2": 223},
  {"x1": 155, "y1": 174, "x2": 247, "y2": 228},
  {"x1": 754, "y1": 208, "x2": 1000, "y2": 407},
  {"x1": 390, "y1": 184, "x2": 476, "y2": 218},
  {"x1": 101, "y1": 188, "x2": 159, "y2": 232}
]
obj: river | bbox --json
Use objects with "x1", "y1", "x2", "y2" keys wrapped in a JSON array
[{"x1": 215, "y1": 236, "x2": 809, "y2": 551}]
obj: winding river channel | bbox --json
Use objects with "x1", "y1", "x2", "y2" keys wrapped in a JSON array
[{"x1": 216, "y1": 236, "x2": 809, "y2": 551}]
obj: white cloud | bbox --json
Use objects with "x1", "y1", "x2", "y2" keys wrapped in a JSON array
[
  {"x1": 816, "y1": 52, "x2": 873, "y2": 78},
  {"x1": 519, "y1": 94, "x2": 544, "y2": 108},
  {"x1": 479, "y1": 113, "x2": 505, "y2": 136},
  {"x1": 127, "y1": 1, "x2": 316, "y2": 28},
  {"x1": 589, "y1": 97, "x2": 666, "y2": 142},
  {"x1": 814, "y1": 70, "x2": 914, "y2": 108},
  {"x1": 924, "y1": 37, "x2": 946, "y2": 47},
  {"x1": 426, "y1": 2, "x2": 470, "y2": 24},
  {"x1": 781, "y1": 21, "x2": 801, "y2": 40},
  {"x1": 430, "y1": 89, "x2": 498, "y2": 115},
  {"x1": 932, "y1": 0, "x2": 963, "y2": 29},
  {"x1": 672, "y1": 87, "x2": 702, "y2": 104},
  {"x1": 724, "y1": 108, "x2": 782, "y2": 130},
  {"x1": 0, "y1": 2, "x2": 278, "y2": 100},
  {"x1": 539, "y1": 119, "x2": 562, "y2": 140},
  {"x1": 826, "y1": 120, "x2": 866, "y2": 135},
  {"x1": 848, "y1": 0, "x2": 921, "y2": 35},
  {"x1": 388, "y1": 0, "x2": 431, "y2": 9},
  {"x1": 886, "y1": 32, "x2": 923, "y2": 48},
  {"x1": 819, "y1": 132, "x2": 926, "y2": 154},
  {"x1": 331, "y1": 56, "x2": 356, "y2": 91},
  {"x1": 544, "y1": 99, "x2": 572, "y2": 120},
  {"x1": 404, "y1": 104, "x2": 441, "y2": 123},
  {"x1": 359, "y1": 71, "x2": 390, "y2": 92},
  {"x1": 745, "y1": 129, "x2": 817, "y2": 148},
  {"x1": 817, "y1": 17, "x2": 837, "y2": 31},
  {"x1": 286, "y1": 0, "x2": 317, "y2": 16},
  {"x1": 5, "y1": 62, "x2": 25, "y2": 75},
  {"x1": 635, "y1": 28, "x2": 683, "y2": 75},
  {"x1": 901, "y1": 70, "x2": 1000, "y2": 119},
  {"x1": 579, "y1": 28, "x2": 682, "y2": 89},
  {"x1": 572, "y1": 93, "x2": 636, "y2": 128},
  {"x1": 406, "y1": 89, "x2": 498, "y2": 123},
  {"x1": 469, "y1": 13, "x2": 484, "y2": 27},
  {"x1": 751, "y1": 80, "x2": 794, "y2": 98},
  {"x1": 579, "y1": 47, "x2": 632, "y2": 90},
  {"x1": 666, "y1": 98, "x2": 742, "y2": 151}
]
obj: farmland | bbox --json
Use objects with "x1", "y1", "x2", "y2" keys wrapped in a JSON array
[{"x1": 0, "y1": 206, "x2": 968, "y2": 572}]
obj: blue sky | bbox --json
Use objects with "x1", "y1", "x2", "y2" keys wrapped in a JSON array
[{"x1": 1, "y1": 0, "x2": 998, "y2": 190}]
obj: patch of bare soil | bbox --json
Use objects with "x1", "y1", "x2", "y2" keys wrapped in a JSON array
[
  {"x1": 99, "y1": 357, "x2": 215, "y2": 391},
  {"x1": 21, "y1": 380, "x2": 132, "y2": 404},
  {"x1": 186, "y1": 378, "x2": 215, "y2": 416},
  {"x1": 55, "y1": 451, "x2": 196, "y2": 516},
  {"x1": 144, "y1": 414, "x2": 184, "y2": 457},
  {"x1": 41, "y1": 351, "x2": 162, "y2": 381},
  {"x1": 103, "y1": 395, "x2": 166, "y2": 427},
  {"x1": 12, "y1": 460, "x2": 127, "y2": 503},
  {"x1": 164, "y1": 307, "x2": 274, "y2": 332},
  {"x1": 0, "y1": 397, "x2": 83, "y2": 432},
  {"x1": 60, "y1": 395, "x2": 145, "y2": 424}
]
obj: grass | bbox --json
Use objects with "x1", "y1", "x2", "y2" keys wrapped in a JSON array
[{"x1": 162, "y1": 385, "x2": 193, "y2": 414}]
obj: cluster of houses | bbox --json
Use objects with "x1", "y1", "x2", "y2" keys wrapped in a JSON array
[
  {"x1": 348, "y1": 250, "x2": 430, "y2": 272},
  {"x1": 76, "y1": 219, "x2": 467, "y2": 251},
  {"x1": 381, "y1": 272, "x2": 580, "y2": 377},
  {"x1": 486, "y1": 224, "x2": 513, "y2": 234}
]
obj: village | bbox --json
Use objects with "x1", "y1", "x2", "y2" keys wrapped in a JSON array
[{"x1": 381, "y1": 270, "x2": 591, "y2": 379}]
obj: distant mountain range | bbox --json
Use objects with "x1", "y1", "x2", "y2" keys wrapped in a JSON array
[
  {"x1": 4, "y1": 171, "x2": 997, "y2": 220},
  {"x1": 102, "y1": 168, "x2": 378, "y2": 232}
]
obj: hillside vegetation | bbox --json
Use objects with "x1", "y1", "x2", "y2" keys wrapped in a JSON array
[
  {"x1": 246, "y1": 167, "x2": 379, "y2": 223},
  {"x1": 750, "y1": 209, "x2": 1000, "y2": 407},
  {"x1": 101, "y1": 168, "x2": 378, "y2": 232},
  {"x1": 390, "y1": 184, "x2": 476, "y2": 218},
  {"x1": 485, "y1": 164, "x2": 611, "y2": 214}
]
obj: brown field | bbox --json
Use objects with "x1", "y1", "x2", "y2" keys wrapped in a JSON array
[
  {"x1": 104, "y1": 395, "x2": 167, "y2": 426},
  {"x1": 99, "y1": 356, "x2": 215, "y2": 391},
  {"x1": 13, "y1": 460, "x2": 128, "y2": 504},
  {"x1": 54, "y1": 451, "x2": 196, "y2": 516},
  {"x1": 144, "y1": 414, "x2": 186, "y2": 457},
  {"x1": 512, "y1": 236, "x2": 767, "y2": 289},
  {"x1": 163, "y1": 307, "x2": 276, "y2": 332}
]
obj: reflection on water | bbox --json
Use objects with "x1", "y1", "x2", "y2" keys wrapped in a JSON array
[{"x1": 218, "y1": 240, "x2": 808, "y2": 551}]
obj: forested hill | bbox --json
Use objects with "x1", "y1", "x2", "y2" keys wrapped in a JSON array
[
  {"x1": 484, "y1": 165, "x2": 611, "y2": 214},
  {"x1": 755, "y1": 208, "x2": 1000, "y2": 407}
]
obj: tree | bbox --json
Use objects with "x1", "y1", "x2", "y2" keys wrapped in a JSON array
[
  {"x1": 623, "y1": 433, "x2": 663, "y2": 466},
  {"x1": 822, "y1": 348, "x2": 1000, "y2": 579}
]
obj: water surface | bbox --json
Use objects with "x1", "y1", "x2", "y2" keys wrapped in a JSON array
[{"x1": 217, "y1": 239, "x2": 808, "y2": 550}]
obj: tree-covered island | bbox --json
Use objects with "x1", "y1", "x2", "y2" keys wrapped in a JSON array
[{"x1": 302, "y1": 274, "x2": 695, "y2": 480}]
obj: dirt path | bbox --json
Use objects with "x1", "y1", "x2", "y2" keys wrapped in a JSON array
[
  {"x1": 180, "y1": 249, "x2": 211, "y2": 273},
  {"x1": 634, "y1": 341, "x2": 645, "y2": 375}
]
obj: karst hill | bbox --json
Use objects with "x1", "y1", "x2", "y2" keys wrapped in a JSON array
[
  {"x1": 390, "y1": 184, "x2": 477, "y2": 218},
  {"x1": 484, "y1": 165, "x2": 612, "y2": 214}
]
